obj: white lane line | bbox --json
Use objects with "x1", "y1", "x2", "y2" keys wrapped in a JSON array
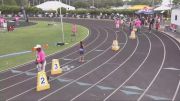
[
  {"x1": 0, "y1": 27, "x2": 100, "y2": 91},
  {"x1": 0, "y1": 27, "x2": 93, "y2": 82},
  {"x1": 137, "y1": 31, "x2": 166, "y2": 101},
  {"x1": 70, "y1": 29, "x2": 137, "y2": 101},
  {"x1": 0, "y1": 25, "x2": 90, "y2": 74},
  {"x1": 39, "y1": 27, "x2": 129, "y2": 101},
  {"x1": 70, "y1": 29, "x2": 138, "y2": 101},
  {"x1": 103, "y1": 33, "x2": 151, "y2": 101},
  {"x1": 6, "y1": 26, "x2": 110, "y2": 101},
  {"x1": 172, "y1": 80, "x2": 180, "y2": 101},
  {"x1": 0, "y1": 51, "x2": 31, "y2": 58},
  {"x1": 159, "y1": 31, "x2": 180, "y2": 101}
]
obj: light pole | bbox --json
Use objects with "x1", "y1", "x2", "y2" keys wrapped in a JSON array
[
  {"x1": 60, "y1": 6, "x2": 65, "y2": 43},
  {"x1": 2, "y1": 0, "x2": 4, "y2": 6},
  {"x1": 57, "y1": 0, "x2": 65, "y2": 46}
]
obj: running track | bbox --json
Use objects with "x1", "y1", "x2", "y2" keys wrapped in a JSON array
[{"x1": 0, "y1": 18, "x2": 180, "y2": 101}]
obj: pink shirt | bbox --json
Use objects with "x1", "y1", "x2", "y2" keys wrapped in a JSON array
[
  {"x1": 115, "y1": 19, "x2": 120, "y2": 28},
  {"x1": 135, "y1": 19, "x2": 141, "y2": 27},
  {"x1": 0, "y1": 18, "x2": 5, "y2": 23},
  {"x1": 37, "y1": 50, "x2": 46, "y2": 63},
  {"x1": 15, "y1": 17, "x2": 19, "y2": 21},
  {"x1": 72, "y1": 24, "x2": 77, "y2": 33}
]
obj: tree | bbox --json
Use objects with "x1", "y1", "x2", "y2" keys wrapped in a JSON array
[
  {"x1": 173, "y1": 0, "x2": 180, "y2": 5},
  {"x1": 4, "y1": 0, "x2": 17, "y2": 5},
  {"x1": 15, "y1": 0, "x2": 29, "y2": 6},
  {"x1": 72, "y1": 1, "x2": 89, "y2": 8}
]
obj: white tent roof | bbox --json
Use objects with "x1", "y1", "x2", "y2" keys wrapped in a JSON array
[
  {"x1": 161, "y1": 0, "x2": 173, "y2": 5},
  {"x1": 154, "y1": 5, "x2": 172, "y2": 11},
  {"x1": 36, "y1": 1, "x2": 75, "y2": 11}
]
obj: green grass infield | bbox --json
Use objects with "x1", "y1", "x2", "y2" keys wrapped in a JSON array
[{"x1": 0, "y1": 21, "x2": 89, "y2": 71}]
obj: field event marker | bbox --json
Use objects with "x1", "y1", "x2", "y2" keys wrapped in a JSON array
[
  {"x1": 36, "y1": 71, "x2": 50, "y2": 91},
  {"x1": 120, "y1": 90, "x2": 141, "y2": 95},
  {"x1": 163, "y1": 67, "x2": 180, "y2": 71},
  {"x1": 51, "y1": 59, "x2": 62, "y2": 75},
  {"x1": 96, "y1": 85, "x2": 115, "y2": 90},
  {"x1": 122, "y1": 86, "x2": 143, "y2": 91},
  {"x1": 76, "y1": 82, "x2": 92, "y2": 86},
  {"x1": 146, "y1": 94, "x2": 169, "y2": 100},
  {"x1": 57, "y1": 78, "x2": 73, "y2": 83},
  {"x1": 11, "y1": 69, "x2": 22, "y2": 74}
]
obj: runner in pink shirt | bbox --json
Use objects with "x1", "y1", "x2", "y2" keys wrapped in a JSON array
[
  {"x1": 134, "y1": 18, "x2": 142, "y2": 32},
  {"x1": 14, "y1": 15, "x2": 20, "y2": 25},
  {"x1": 115, "y1": 18, "x2": 120, "y2": 29},
  {"x1": 71, "y1": 23, "x2": 77, "y2": 41},
  {"x1": 0, "y1": 17, "x2": 5, "y2": 27}
]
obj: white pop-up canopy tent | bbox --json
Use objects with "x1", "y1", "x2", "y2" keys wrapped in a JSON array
[
  {"x1": 154, "y1": 5, "x2": 172, "y2": 11},
  {"x1": 36, "y1": 1, "x2": 75, "y2": 11},
  {"x1": 154, "y1": 0, "x2": 172, "y2": 11}
]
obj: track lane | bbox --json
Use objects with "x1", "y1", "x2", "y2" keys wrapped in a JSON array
[
  {"x1": 0, "y1": 19, "x2": 94, "y2": 80},
  {"x1": 70, "y1": 27, "x2": 150, "y2": 101},
  {"x1": 37, "y1": 27, "x2": 130, "y2": 101},
  {"x1": 99, "y1": 28, "x2": 165, "y2": 101},
  {"x1": 5, "y1": 21, "x2": 113, "y2": 101},
  {"x1": 0, "y1": 19, "x2": 180, "y2": 101},
  {"x1": 138, "y1": 30, "x2": 180, "y2": 101},
  {"x1": 1, "y1": 20, "x2": 107, "y2": 100},
  {"x1": 0, "y1": 26, "x2": 100, "y2": 91}
]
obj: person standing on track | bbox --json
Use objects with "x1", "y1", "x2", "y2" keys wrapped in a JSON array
[
  {"x1": 71, "y1": 23, "x2": 77, "y2": 42},
  {"x1": 149, "y1": 17, "x2": 155, "y2": 33},
  {"x1": 79, "y1": 41, "x2": 85, "y2": 63},
  {"x1": 34, "y1": 44, "x2": 47, "y2": 72},
  {"x1": 134, "y1": 18, "x2": 142, "y2": 33},
  {"x1": 114, "y1": 18, "x2": 120, "y2": 29}
]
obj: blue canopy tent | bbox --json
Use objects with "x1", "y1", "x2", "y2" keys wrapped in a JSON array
[{"x1": 135, "y1": 9, "x2": 154, "y2": 14}]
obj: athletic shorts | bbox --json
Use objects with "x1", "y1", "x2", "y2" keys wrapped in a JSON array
[{"x1": 79, "y1": 48, "x2": 84, "y2": 55}]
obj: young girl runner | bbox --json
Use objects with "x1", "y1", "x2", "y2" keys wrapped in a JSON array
[{"x1": 79, "y1": 41, "x2": 85, "y2": 63}]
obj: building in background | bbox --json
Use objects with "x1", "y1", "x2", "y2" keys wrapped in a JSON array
[{"x1": 171, "y1": 7, "x2": 180, "y2": 32}]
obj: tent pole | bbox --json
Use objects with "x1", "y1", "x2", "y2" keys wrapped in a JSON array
[{"x1": 60, "y1": 6, "x2": 65, "y2": 43}]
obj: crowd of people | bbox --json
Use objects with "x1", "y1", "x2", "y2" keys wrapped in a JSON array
[
  {"x1": 0, "y1": 15, "x2": 20, "y2": 32},
  {"x1": 114, "y1": 15, "x2": 163, "y2": 34}
]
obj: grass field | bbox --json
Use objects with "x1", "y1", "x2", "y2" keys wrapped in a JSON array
[{"x1": 0, "y1": 21, "x2": 89, "y2": 71}]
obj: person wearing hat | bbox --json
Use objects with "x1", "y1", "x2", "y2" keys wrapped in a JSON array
[{"x1": 34, "y1": 44, "x2": 46, "y2": 72}]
